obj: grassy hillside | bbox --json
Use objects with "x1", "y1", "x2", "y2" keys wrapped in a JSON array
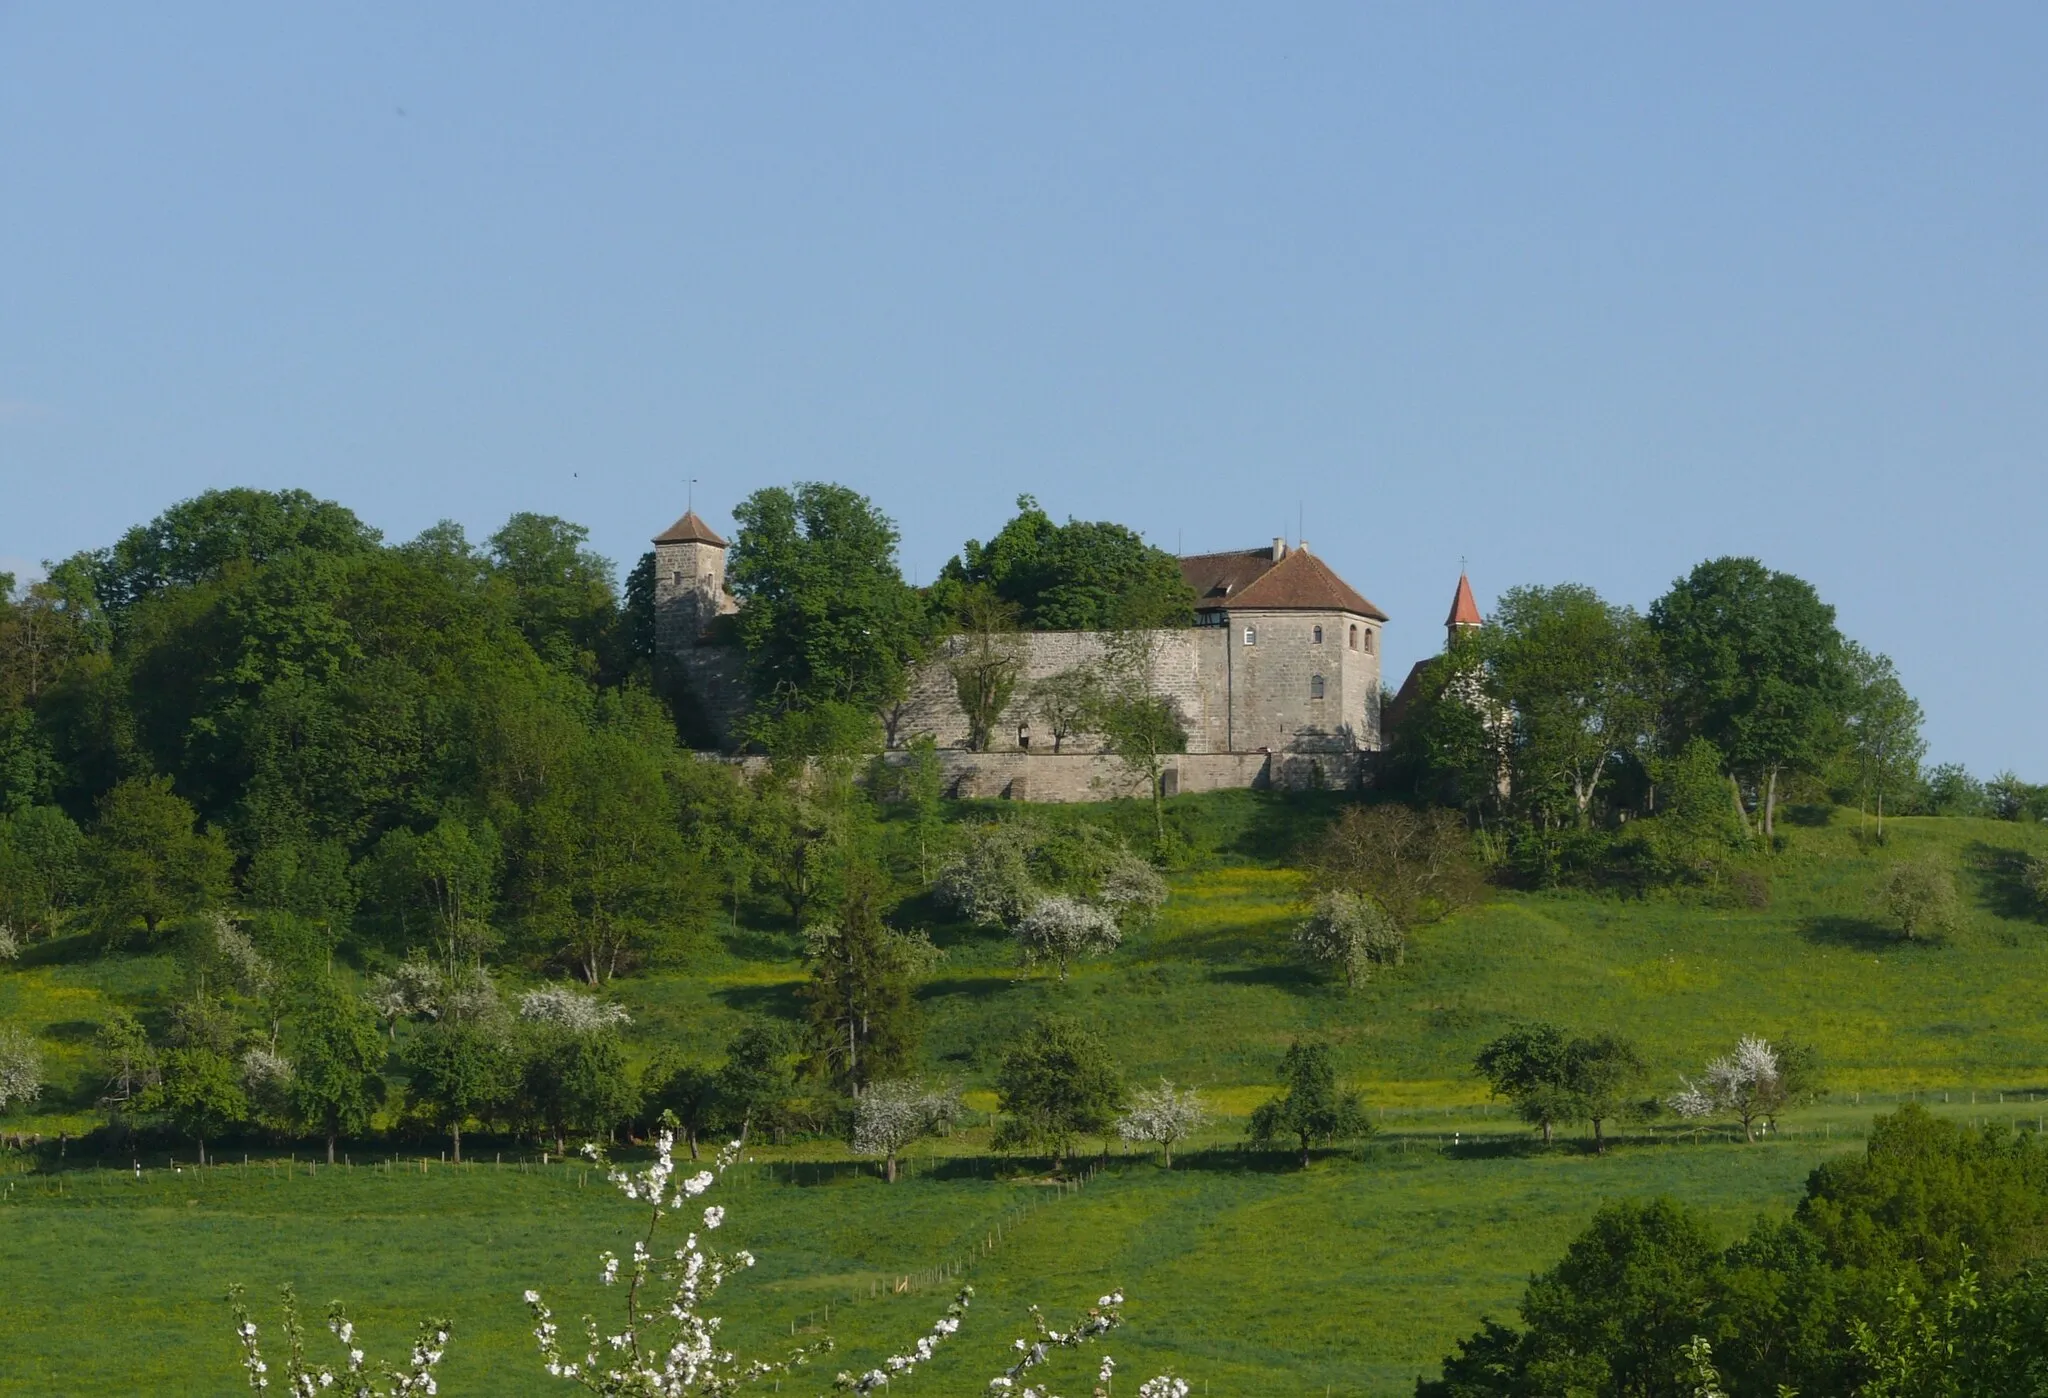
[{"x1": 5, "y1": 795, "x2": 2048, "y2": 1393}]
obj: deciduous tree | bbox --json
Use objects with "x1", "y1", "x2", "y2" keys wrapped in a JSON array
[
  {"x1": 994, "y1": 1014, "x2": 1123, "y2": 1167},
  {"x1": 1249, "y1": 1038, "x2": 1369, "y2": 1168}
]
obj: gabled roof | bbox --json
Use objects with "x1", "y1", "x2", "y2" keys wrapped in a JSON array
[
  {"x1": 1446, "y1": 572, "x2": 1482, "y2": 627},
  {"x1": 653, "y1": 510, "x2": 728, "y2": 547},
  {"x1": 1179, "y1": 547, "x2": 1388, "y2": 621}
]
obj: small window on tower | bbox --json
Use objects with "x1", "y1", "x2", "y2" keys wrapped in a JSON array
[
  {"x1": 1312, "y1": 625, "x2": 1324, "y2": 644},
  {"x1": 671, "y1": 571, "x2": 683, "y2": 585},
  {"x1": 1243, "y1": 626, "x2": 1257, "y2": 646},
  {"x1": 1348, "y1": 625, "x2": 1359, "y2": 650},
  {"x1": 1310, "y1": 674, "x2": 1326, "y2": 700},
  {"x1": 1363, "y1": 629, "x2": 1375, "y2": 653}
]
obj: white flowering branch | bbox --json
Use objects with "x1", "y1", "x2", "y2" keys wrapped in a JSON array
[
  {"x1": 525, "y1": 1124, "x2": 823, "y2": 1396},
  {"x1": 228, "y1": 1282, "x2": 449, "y2": 1397},
  {"x1": 985, "y1": 1291, "x2": 1124, "y2": 1396},
  {"x1": 833, "y1": 1285, "x2": 973, "y2": 1394}
]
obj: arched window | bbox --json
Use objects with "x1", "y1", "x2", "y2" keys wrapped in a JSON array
[
  {"x1": 1310, "y1": 674, "x2": 1325, "y2": 700},
  {"x1": 1348, "y1": 625, "x2": 1358, "y2": 650},
  {"x1": 1312, "y1": 625, "x2": 1324, "y2": 644},
  {"x1": 1363, "y1": 628, "x2": 1375, "y2": 653},
  {"x1": 1243, "y1": 626, "x2": 1257, "y2": 646}
]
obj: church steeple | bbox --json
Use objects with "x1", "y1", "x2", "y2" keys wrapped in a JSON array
[{"x1": 1445, "y1": 571, "x2": 1482, "y2": 647}]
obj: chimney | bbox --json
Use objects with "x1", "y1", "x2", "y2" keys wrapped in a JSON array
[
  {"x1": 1298, "y1": 540, "x2": 1310, "y2": 554},
  {"x1": 1271, "y1": 537, "x2": 1286, "y2": 561}
]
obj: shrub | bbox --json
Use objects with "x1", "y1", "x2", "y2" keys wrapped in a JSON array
[
  {"x1": 0, "y1": 1023, "x2": 44, "y2": 1113},
  {"x1": 1879, "y1": 857, "x2": 1963, "y2": 941},
  {"x1": 1293, "y1": 890, "x2": 1404, "y2": 990}
]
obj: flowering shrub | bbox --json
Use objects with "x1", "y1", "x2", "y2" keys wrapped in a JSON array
[
  {"x1": 520, "y1": 985, "x2": 632, "y2": 1033},
  {"x1": 1293, "y1": 890, "x2": 1403, "y2": 990},
  {"x1": 0, "y1": 923, "x2": 19, "y2": 962},
  {"x1": 524, "y1": 1131, "x2": 821, "y2": 1395},
  {"x1": 228, "y1": 1282, "x2": 449, "y2": 1396},
  {"x1": 851, "y1": 1079, "x2": 963, "y2": 1183},
  {"x1": 833, "y1": 1286, "x2": 972, "y2": 1394},
  {"x1": 0, "y1": 1023, "x2": 43, "y2": 1112},
  {"x1": 1117, "y1": 1080, "x2": 1207, "y2": 1168},
  {"x1": 1669, "y1": 1035, "x2": 1784, "y2": 1142},
  {"x1": 1014, "y1": 897, "x2": 1120, "y2": 981}
]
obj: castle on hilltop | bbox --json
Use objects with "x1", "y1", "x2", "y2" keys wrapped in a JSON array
[{"x1": 650, "y1": 507, "x2": 1475, "y2": 801}]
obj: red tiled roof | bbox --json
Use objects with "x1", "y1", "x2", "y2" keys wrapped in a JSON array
[
  {"x1": 1447, "y1": 572, "x2": 1482, "y2": 627},
  {"x1": 1179, "y1": 547, "x2": 1388, "y2": 621},
  {"x1": 653, "y1": 510, "x2": 728, "y2": 547}
]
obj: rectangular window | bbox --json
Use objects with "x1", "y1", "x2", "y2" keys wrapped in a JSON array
[{"x1": 1243, "y1": 626, "x2": 1257, "y2": 646}]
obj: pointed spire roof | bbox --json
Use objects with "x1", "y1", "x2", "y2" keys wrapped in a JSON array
[
  {"x1": 653, "y1": 511, "x2": 728, "y2": 547},
  {"x1": 1446, "y1": 572, "x2": 1482, "y2": 628}
]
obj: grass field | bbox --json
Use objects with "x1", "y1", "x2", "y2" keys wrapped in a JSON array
[{"x1": 5, "y1": 799, "x2": 2048, "y2": 1392}]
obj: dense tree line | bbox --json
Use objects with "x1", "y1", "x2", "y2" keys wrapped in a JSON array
[
  {"x1": 1420, "y1": 1105, "x2": 2048, "y2": 1396},
  {"x1": 1385, "y1": 558, "x2": 2041, "y2": 890}
]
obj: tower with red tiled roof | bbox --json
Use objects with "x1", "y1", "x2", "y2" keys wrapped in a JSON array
[
  {"x1": 1445, "y1": 571, "x2": 1483, "y2": 647},
  {"x1": 652, "y1": 509, "x2": 737, "y2": 652}
]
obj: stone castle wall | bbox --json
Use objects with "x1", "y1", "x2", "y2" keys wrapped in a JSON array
[{"x1": 726, "y1": 748, "x2": 1361, "y2": 801}]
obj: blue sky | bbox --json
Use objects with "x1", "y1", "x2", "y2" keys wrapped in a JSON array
[{"x1": 2, "y1": 5, "x2": 2043, "y2": 774}]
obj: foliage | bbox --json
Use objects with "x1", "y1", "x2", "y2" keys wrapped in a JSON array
[
  {"x1": 1485, "y1": 584, "x2": 1658, "y2": 829},
  {"x1": 1879, "y1": 857, "x2": 1963, "y2": 941},
  {"x1": 940, "y1": 495, "x2": 1195, "y2": 631},
  {"x1": 1844, "y1": 645, "x2": 1927, "y2": 837},
  {"x1": 142, "y1": 1045, "x2": 249, "y2": 1164},
  {"x1": 850, "y1": 1077, "x2": 963, "y2": 1182},
  {"x1": 1303, "y1": 803, "x2": 1481, "y2": 931},
  {"x1": 87, "y1": 775, "x2": 232, "y2": 940},
  {"x1": 1649, "y1": 557, "x2": 1852, "y2": 841},
  {"x1": 1014, "y1": 895, "x2": 1122, "y2": 980},
  {"x1": 1473, "y1": 1023, "x2": 1576, "y2": 1145},
  {"x1": 519, "y1": 984, "x2": 633, "y2": 1034},
  {"x1": 710, "y1": 1021, "x2": 799, "y2": 1143},
  {"x1": 1027, "y1": 666, "x2": 1101, "y2": 754},
  {"x1": 1248, "y1": 1038, "x2": 1369, "y2": 1168},
  {"x1": 405, "y1": 1018, "x2": 514, "y2": 1162},
  {"x1": 487, "y1": 513, "x2": 620, "y2": 680},
  {"x1": 944, "y1": 587, "x2": 1026, "y2": 753},
  {"x1": 0, "y1": 804, "x2": 83, "y2": 940},
  {"x1": 516, "y1": 1025, "x2": 637, "y2": 1154},
  {"x1": 1293, "y1": 888, "x2": 1405, "y2": 989},
  {"x1": 1090, "y1": 630, "x2": 1190, "y2": 843},
  {"x1": 514, "y1": 725, "x2": 701, "y2": 983},
  {"x1": 994, "y1": 1014, "x2": 1124, "y2": 1165},
  {"x1": 1563, "y1": 1033, "x2": 1646, "y2": 1154},
  {"x1": 288, "y1": 980, "x2": 388, "y2": 1163},
  {"x1": 1668, "y1": 1034, "x2": 1787, "y2": 1142},
  {"x1": 727, "y1": 482, "x2": 934, "y2": 722},
  {"x1": 1117, "y1": 1079, "x2": 1208, "y2": 1168},
  {"x1": 637, "y1": 1054, "x2": 717, "y2": 1161},
  {"x1": 1422, "y1": 1106, "x2": 2048, "y2": 1396},
  {"x1": 801, "y1": 867, "x2": 935, "y2": 1093},
  {"x1": 0, "y1": 1022, "x2": 45, "y2": 1113}
]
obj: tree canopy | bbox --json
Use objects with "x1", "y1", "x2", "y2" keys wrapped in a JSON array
[{"x1": 939, "y1": 496, "x2": 1194, "y2": 631}]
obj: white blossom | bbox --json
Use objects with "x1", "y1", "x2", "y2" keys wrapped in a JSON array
[
  {"x1": 1117, "y1": 1081, "x2": 1208, "y2": 1167},
  {"x1": 0, "y1": 1024, "x2": 44, "y2": 1112},
  {"x1": 1015, "y1": 895, "x2": 1121, "y2": 979},
  {"x1": 518, "y1": 985, "x2": 632, "y2": 1034}
]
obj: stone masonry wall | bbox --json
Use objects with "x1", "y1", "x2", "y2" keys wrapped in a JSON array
[
  {"x1": 727, "y1": 748, "x2": 1361, "y2": 801},
  {"x1": 891, "y1": 629, "x2": 1227, "y2": 754}
]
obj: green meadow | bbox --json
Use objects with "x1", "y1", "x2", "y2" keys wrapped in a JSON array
[{"x1": 6, "y1": 798, "x2": 2048, "y2": 1393}]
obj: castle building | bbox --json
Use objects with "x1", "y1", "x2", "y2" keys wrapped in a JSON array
[{"x1": 656, "y1": 512, "x2": 1395, "y2": 799}]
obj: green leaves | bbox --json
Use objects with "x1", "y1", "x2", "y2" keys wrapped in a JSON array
[
  {"x1": 728, "y1": 482, "x2": 934, "y2": 719},
  {"x1": 1248, "y1": 1037, "x2": 1370, "y2": 1168}
]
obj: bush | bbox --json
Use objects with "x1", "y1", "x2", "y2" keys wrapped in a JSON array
[
  {"x1": 1293, "y1": 890, "x2": 1404, "y2": 990},
  {"x1": 1879, "y1": 857, "x2": 1963, "y2": 941}
]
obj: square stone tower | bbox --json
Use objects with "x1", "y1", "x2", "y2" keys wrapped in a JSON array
[{"x1": 652, "y1": 510, "x2": 734, "y2": 655}]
